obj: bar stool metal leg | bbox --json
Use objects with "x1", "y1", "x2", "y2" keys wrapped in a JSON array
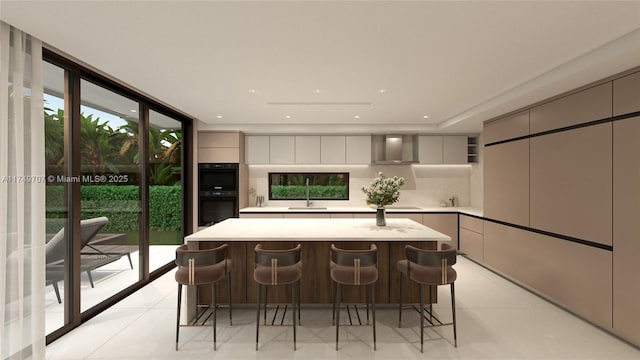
[
  {"x1": 335, "y1": 283, "x2": 341, "y2": 351},
  {"x1": 256, "y1": 283, "x2": 261, "y2": 351},
  {"x1": 176, "y1": 284, "x2": 182, "y2": 350},
  {"x1": 371, "y1": 283, "x2": 376, "y2": 351},
  {"x1": 451, "y1": 282, "x2": 457, "y2": 347},
  {"x1": 292, "y1": 283, "x2": 297, "y2": 350},
  {"x1": 398, "y1": 272, "x2": 403, "y2": 327},
  {"x1": 419, "y1": 284, "x2": 424, "y2": 353},
  {"x1": 212, "y1": 282, "x2": 217, "y2": 350},
  {"x1": 227, "y1": 272, "x2": 233, "y2": 326}
]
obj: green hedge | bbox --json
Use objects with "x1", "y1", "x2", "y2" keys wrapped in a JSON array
[
  {"x1": 45, "y1": 185, "x2": 181, "y2": 232},
  {"x1": 270, "y1": 185, "x2": 347, "y2": 199}
]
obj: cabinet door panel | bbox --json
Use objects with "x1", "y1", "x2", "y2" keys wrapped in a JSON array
[
  {"x1": 269, "y1": 136, "x2": 295, "y2": 164},
  {"x1": 460, "y1": 215, "x2": 483, "y2": 234},
  {"x1": 295, "y1": 136, "x2": 320, "y2": 164},
  {"x1": 459, "y1": 228, "x2": 483, "y2": 262},
  {"x1": 530, "y1": 82, "x2": 612, "y2": 134},
  {"x1": 197, "y1": 132, "x2": 240, "y2": 148},
  {"x1": 483, "y1": 140, "x2": 529, "y2": 227},
  {"x1": 613, "y1": 116, "x2": 640, "y2": 345},
  {"x1": 198, "y1": 147, "x2": 239, "y2": 163},
  {"x1": 245, "y1": 136, "x2": 270, "y2": 164},
  {"x1": 613, "y1": 71, "x2": 640, "y2": 116},
  {"x1": 418, "y1": 136, "x2": 443, "y2": 164},
  {"x1": 345, "y1": 135, "x2": 371, "y2": 164},
  {"x1": 321, "y1": 136, "x2": 346, "y2": 164},
  {"x1": 443, "y1": 136, "x2": 468, "y2": 164},
  {"x1": 530, "y1": 123, "x2": 612, "y2": 245},
  {"x1": 483, "y1": 110, "x2": 529, "y2": 144},
  {"x1": 484, "y1": 222, "x2": 612, "y2": 328}
]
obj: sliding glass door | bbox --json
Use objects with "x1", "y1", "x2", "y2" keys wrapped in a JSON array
[
  {"x1": 42, "y1": 54, "x2": 191, "y2": 341},
  {"x1": 148, "y1": 110, "x2": 183, "y2": 273},
  {"x1": 78, "y1": 79, "x2": 141, "y2": 312}
]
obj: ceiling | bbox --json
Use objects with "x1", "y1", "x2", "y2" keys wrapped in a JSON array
[{"x1": 2, "y1": 1, "x2": 639, "y2": 134}]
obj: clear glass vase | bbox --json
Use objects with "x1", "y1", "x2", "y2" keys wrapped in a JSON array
[{"x1": 376, "y1": 207, "x2": 386, "y2": 226}]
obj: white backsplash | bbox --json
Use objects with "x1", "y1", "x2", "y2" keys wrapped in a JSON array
[{"x1": 248, "y1": 164, "x2": 475, "y2": 208}]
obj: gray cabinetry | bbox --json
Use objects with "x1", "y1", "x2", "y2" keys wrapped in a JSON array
[
  {"x1": 530, "y1": 123, "x2": 612, "y2": 246},
  {"x1": 483, "y1": 110, "x2": 529, "y2": 144},
  {"x1": 613, "y1": 116, "x2": 640, "y2": 345},
  {"x1": 530, "y1": 82, "x2": 612, "y2": 134},
  {"x1": 613, "y1": 71, "x2": 640, "y2": 116},
  {"x1": 483, "y1": 139, "x2": 529, "y2": 227}
]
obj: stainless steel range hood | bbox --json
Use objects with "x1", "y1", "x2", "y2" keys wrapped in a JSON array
[{"x1": 371, "y1": 134, "x2": 419, "y2": 164}]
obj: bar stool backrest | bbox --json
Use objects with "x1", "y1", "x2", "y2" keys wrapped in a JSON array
[
  {"x1": 176, "y1": 244, "x2": 228, "y2": 266},
  {"x1": 254, "y1": 244, "x2": 302, "y2": 267},
  {"x1": 175, "y1": 244, "x2": 229, "y2": 286},
  {"x1": 330, "y1": 244, "x2": 378, "y2": 267},
  {"x1": 404, "y1": 243, "x2": 457, "y2": 278}
]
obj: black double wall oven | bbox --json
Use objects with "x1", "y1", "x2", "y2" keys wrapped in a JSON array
[{"x1": 198, "y1": 163, "x2": 239, "y2": 226}]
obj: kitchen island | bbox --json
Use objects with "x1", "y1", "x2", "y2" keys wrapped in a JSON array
[{"x1": 185, "y1": 217, "x2": 450, "y2": 310}]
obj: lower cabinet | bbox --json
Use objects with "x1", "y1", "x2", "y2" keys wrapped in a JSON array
[
  {"x1": 459, "y1": 215, "x2": 484, "y2": 262},
  {"x1": 483, "y1": 221, "x2": 613, "y2": 329}
]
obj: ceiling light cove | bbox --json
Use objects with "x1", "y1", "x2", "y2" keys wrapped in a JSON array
[{"x1": 267, "y1": 102, "x2": 372, "y2": 106}]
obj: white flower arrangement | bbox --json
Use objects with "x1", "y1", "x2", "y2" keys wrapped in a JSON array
[{"x1": 361, "y1": 172, "x2": 405, "y2": 207}]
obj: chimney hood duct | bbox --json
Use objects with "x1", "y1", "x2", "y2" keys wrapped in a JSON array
[{"x1": 371, "y1": 134, "x2": 419, "y2": 164}]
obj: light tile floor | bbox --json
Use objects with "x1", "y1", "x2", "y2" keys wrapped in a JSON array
[{"x1": 45, "y1": 256, "x2": 640, "y2": 359}]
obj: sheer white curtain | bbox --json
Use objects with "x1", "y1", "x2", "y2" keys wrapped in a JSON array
[{"x1": 0, "y1": 21, "x2": 46, "y2": 359}]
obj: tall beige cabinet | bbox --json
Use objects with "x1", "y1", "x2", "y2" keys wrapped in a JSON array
[
  {"x1": 480, "y1": 67, "x2": 640, "y2": 345},
  {"x1": 613, "y1": 116, "x2": 640, "y2": 345},
  {"x1": 195, "y1": 131, "x2": 248, "y2": 230}
]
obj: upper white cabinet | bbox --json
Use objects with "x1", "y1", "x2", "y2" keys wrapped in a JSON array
[
  {"x1": 443, "y1": 136, "x2": 468, "y2": 164},
  {"x1": 295, "y1": 136, "x2": 321, "y2": 164},
  {"x1": 321, "y1": 136, "x2": 346, "y2": 164},
  {"x1": 269, "y1": 136, "x2": 295, "y2": 164},
  {"x1": 418, "y1": 136, "x2": 443, "y2": 164},
  {"x1": 345, "y1": 136, "x2": 371, "y2": 164},
  {"x1": 245, "y1": 135, "x2": 270, "y2": 164},
  {"x1": 418, "y1": 135, "x2": 470, "y2": 164},
  {"x1": 242, "y1": 134, "x2": 370, "y2": 165}
]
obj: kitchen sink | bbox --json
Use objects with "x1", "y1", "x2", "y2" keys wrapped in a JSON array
[{"x1": 288, "y1": 207, "x2": 328, "y2": 210}]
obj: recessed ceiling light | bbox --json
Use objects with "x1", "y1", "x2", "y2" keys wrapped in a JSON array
[
  {"x1": 130, "y1": 109, "x2": 137, "y2": 113},
  {"x1": 314, "y1": 89, "x2": 321, "y2": 93},
  {"x1": 248, "y1": 89, "x2": 256, "y2": 94},
  {"x1": 379, "y1": 89, "x2": 387, "y2": 93},
  {"x1": 285, "y1": 115, "x2": 291, "y2": 119},
  {"x1": 216, "y1": 115, "x2": 223, "y2": 119},
  {"x1": 423, "y1": 115, "x2": 429, "y2": 119},
  {"x1": 354, "y1": 115, "x2": 360, "y2": 119}
]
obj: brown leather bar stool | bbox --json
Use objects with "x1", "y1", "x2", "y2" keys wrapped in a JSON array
[
  {"x1": 175, "y1": 244, "x2": 232, "y2": 351},
  {"x1": 397, "y1": 243, "x2": 457, "y2": 352},
  {"x1": 330, "y1": 243, "x2": 378, "y2": 351},
  {"x1": 254, "y1": 243, "x2": 303, "y2": 351}
]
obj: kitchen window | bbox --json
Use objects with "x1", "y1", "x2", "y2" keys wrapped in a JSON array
[{"x1": 268, "y1": 172, "x2": 349, "y2": 200}]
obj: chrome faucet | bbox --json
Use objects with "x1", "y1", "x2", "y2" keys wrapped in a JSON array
[
  {"x1": 449, "y1": 196, "x2": 456, "y2": 207},
  {"x1": 306, "y1": 178, "x2": 312, "y2": 207}
]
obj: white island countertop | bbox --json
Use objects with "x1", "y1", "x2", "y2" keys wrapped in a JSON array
[
  {"x1": 186, "y1": 218, "x2": 451, "y2": 242},
  {"x1": 239, "y1": 206, "x2": 483, "y2": 217}
]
